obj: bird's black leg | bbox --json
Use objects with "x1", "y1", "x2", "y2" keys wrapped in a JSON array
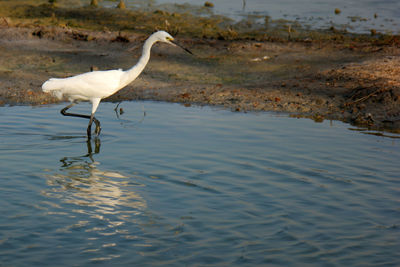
[
  {"x1": 86, "y1": 114, "x2": 102, "y2": 138},
  {"x1": 87, "y1": 115, "x2": 93, "y2": 138},
  {"x1": 61, "y1": 103, "x2": 90, "y2": 119},
  {"x1": 60, "y1": 103, "x2": 101, "y2": 138},
  {"x1": 94, "y1": 116, "x2": 101, "y2": 136}
]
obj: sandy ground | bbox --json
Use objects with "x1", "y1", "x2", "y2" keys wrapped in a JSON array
[{"x1": 1, "y1": 24, "x2": 400, "y2": 131}]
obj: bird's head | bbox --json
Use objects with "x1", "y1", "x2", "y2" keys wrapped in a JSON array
[{"x1": 153, "y1": 31, "x2": 193, "y2": 55}]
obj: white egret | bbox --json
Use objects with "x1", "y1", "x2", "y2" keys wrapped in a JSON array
[{"x1": 42, "y1": 31, "x2": 192, "y2": 138}]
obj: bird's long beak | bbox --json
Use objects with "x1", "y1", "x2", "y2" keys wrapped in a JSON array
[{"x1": 170, "y1": 40, "x2": 193, "y2": 55}]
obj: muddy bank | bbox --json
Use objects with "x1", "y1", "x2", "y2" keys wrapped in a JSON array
[{"x1": 0, "y1": 7, "x2": 400, "y2": 131}]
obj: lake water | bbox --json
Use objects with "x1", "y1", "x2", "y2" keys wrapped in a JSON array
[
  {"x1": 0, "y1": 101, "x2": 399, "y2": 266},
  {"x1": 103, "y1": 0, "x2": 400, "y2": 34}
]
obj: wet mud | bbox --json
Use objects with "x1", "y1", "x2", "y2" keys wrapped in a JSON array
[{"x1": 0, "y1": 1, "x2": 399, "y2": 131}]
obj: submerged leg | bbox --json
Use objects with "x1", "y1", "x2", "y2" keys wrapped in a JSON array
[
  {"x1": 86, "y1": 137, "x2": 101, "y2": 158},
  {"x1": 87, "y1": 113, "x2": 101, "y2": 137},
  {"x1": 60, "y1": 102, "x2": 101, "y2": 138}
]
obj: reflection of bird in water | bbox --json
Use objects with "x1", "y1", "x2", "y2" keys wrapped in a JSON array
[
  {"x1": 45, "y1": 138, "x2": 146, "y2": 217},
  {"x1": 42, "y1": 31, "x2": 192, "y2": 139},
  {"x1": 59, "y1": 138, "x2": 100, "y2": 170}
]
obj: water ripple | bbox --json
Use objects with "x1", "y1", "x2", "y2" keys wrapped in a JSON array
[{"x1": 0, "y1": 102, "x2": 399, "y2": 266}]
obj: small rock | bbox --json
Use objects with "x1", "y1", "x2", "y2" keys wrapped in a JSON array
[
  {"x1": 117, "y1": 0, "x2": 126, "y2": 9},
  {"x1": 90, "y1": 0, "x2": 98, "y2": 7}
]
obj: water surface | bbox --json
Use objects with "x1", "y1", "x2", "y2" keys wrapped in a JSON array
[
  {"x1": 104, "y1": 0, "x2": 400, "y2": 34},
  {"x1": 0, "y1": 102, "x2": 399, "y2": 266}
]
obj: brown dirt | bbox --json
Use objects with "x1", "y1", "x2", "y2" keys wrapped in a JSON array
[{"x1": 1, "y1": 23, "x2": 400, "y2": 131}]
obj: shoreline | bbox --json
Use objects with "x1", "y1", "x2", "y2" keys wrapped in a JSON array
[{"x1": 0, "y1": 2, "x2": 399, "y2": 132}]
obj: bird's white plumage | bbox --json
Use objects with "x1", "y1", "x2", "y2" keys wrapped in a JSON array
[
  {"x1": 42, "y1": 69, "x2": 125, "y2": 101},
  {"x1": 42, "y1": 31, "x2": 177, "y2": 109},
  {"x1": 41, "y1": 31, "x2": 191, "y2": 136}
]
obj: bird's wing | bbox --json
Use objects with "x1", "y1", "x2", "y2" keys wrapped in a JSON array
[{"x1": 43, "y1": 69, "x2": 125, "y2": 101}]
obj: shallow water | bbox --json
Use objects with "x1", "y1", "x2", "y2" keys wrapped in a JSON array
[
  {"x1": 106, "y1": 0, "x2": 400, "y2": 34},
  {"x1": 0, "y1": 101, "x2": 399, "y2": 266}
]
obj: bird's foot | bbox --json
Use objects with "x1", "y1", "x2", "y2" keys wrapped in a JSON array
[
  {"x1": 94, "y1": 120, "x2": 101, "y2": 136},
  {"x1": 95, "y1": 124, "x2": 101, "y2": 136}
]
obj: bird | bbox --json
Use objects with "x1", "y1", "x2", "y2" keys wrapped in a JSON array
[{"x1": 42, "y1": 31, "x2": 192, "y2": 138}]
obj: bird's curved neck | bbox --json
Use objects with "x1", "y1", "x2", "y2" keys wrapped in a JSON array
[{"x1": 120, "y1": 37, "x2": 156, "y2": 88}]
